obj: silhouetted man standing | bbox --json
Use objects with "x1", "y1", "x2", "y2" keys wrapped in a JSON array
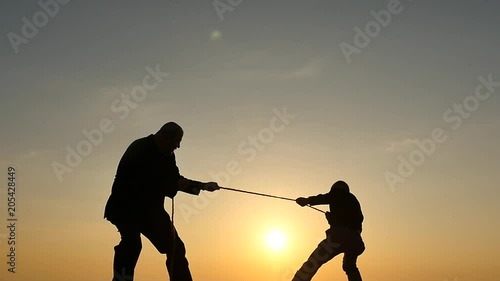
[
  {"x1": 292, "y1": 180, "x2": 365, "y2": 281},
  {"x1": 104, "y1": 122, "x2": 220, "y2": 281}
]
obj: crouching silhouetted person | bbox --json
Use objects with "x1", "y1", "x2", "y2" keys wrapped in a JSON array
[
  {"x1": 104, "y1": 122, "x2": 220, "y2": 281},
  {"x1": 292, "y1": 180, "x2": 365, "y2": 281}
]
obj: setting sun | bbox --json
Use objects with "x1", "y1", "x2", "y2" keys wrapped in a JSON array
[{"x1": 265, "y1": 229, "x2": 287, "y2": 252}]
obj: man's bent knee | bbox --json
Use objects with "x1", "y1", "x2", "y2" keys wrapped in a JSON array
[{"x1": 116, "y1": 237, "x2": 142, "y2": 254}]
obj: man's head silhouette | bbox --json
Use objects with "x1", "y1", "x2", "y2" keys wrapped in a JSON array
[{"x1": 154, "y1": 122, "x2": 184, "y2": 155}]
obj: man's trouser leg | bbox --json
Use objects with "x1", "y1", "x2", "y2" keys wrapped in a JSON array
[
  {"x1": 141, "y1": 210, "x2": 193, "y2": 281},
  {"x1": 292, "y1": 235, "x2": 342, "y2": 281},
  {"x1": 113, "y1": 223, "x2": 142, "y2": 281}
]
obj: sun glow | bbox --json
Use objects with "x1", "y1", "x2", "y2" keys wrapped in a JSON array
[{"x1": 265, "y1": 229, "x2": 287, "y2": 252}]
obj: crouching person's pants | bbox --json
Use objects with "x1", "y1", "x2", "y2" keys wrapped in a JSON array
[{"x1": 292, "y1": 226, "x2": 365, "y2": 281}]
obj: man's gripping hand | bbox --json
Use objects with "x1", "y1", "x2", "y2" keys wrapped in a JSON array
[
  {"x1": 296, "y1": 197, "x2": 309, "y2": 207},
  {"x1": 202, "y1": 182, "x2": 220, "y2": 192}
]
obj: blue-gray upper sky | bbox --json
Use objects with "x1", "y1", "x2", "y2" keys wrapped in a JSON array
[{"x1": 1, "y1": 1, "x2": 499, "y2": 281}]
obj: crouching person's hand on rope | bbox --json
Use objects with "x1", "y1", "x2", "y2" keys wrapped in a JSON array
[
  {"x1": 296, "y1": 197, "x2": 309, "y2": 207},
  {"x1": 202, "y1": 182, "x2": 220, "y2": 192}
]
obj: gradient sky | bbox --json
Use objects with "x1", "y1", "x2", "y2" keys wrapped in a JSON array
[{"x1": 1, "y1": 1, "x2": 499, "y2": 281}]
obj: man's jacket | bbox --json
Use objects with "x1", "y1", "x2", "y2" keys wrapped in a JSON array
[{"x1": 104, "y1": 134, "x2": 199, "y2": 223}]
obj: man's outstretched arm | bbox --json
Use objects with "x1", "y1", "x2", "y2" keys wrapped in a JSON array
[
  {"x1": 296, "y1": 193, "x2": 330, "y2": 206},
  {"x1": 178, "y1": 176, "x2": 220, "y2": 195}
]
